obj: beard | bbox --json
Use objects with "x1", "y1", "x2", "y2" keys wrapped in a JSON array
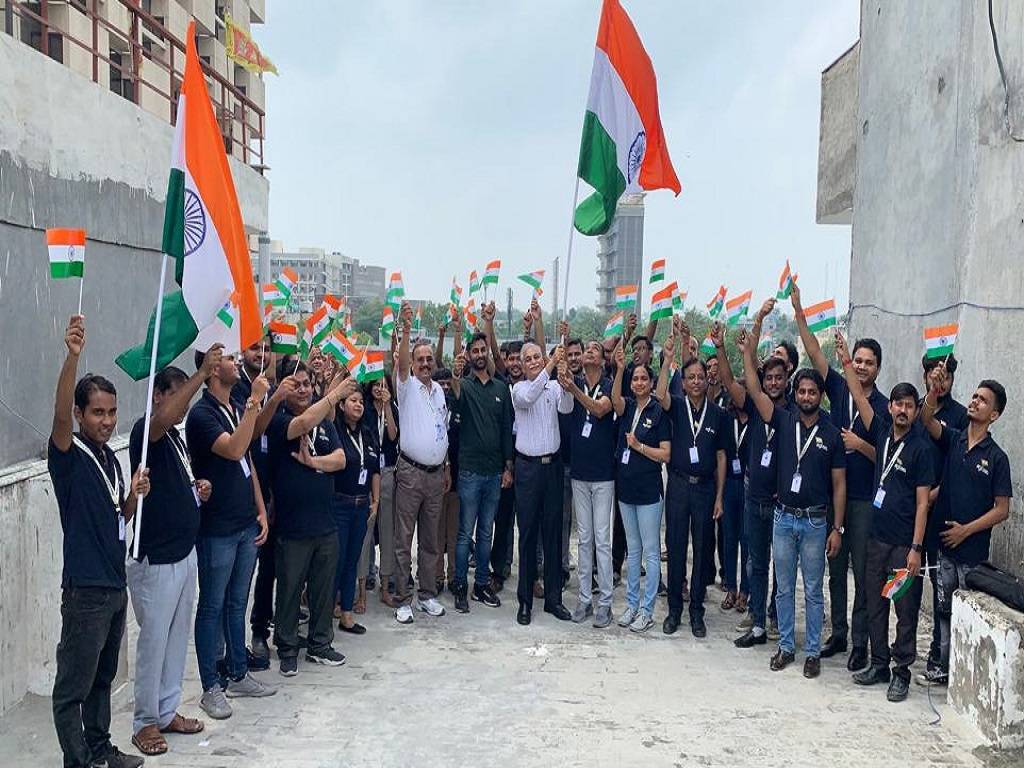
[{"x1": 797, "y1": 400, "x2": 818, "y2": 415}]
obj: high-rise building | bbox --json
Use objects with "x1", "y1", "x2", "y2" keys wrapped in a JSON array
[
  {"x1": 263, "y1": 243, "x2": 386, "y2": 312},
  {"x1": 596, "y1": 194, "x2": 645, "y2": 313}
]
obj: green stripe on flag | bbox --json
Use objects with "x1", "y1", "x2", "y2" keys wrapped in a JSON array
[
  {"x1": 925, "y1": 343, "x2": 955, "y2": 360},
  {"x1": 807, "y1": 316, "x2": 836, "y2": 333},
  {"x1": 50, "y1": 261, "x2": 84, "y2": 279},
  {"x1": 163, "y1": 168, "x2": 186, "y2": 284},
  {"x1": 574, "y1": 111, "x2": 627, "y2": 236},
  {"x1": 115, "y1": 289, "x2": 200, "y2": 380}
]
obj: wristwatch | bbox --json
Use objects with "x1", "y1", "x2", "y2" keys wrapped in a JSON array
[
  {"x1": 910, "y1": 543, "x2": 924, "y2": 553},
  {"x1": 832, "y1": 525, "x2": 845, "y2": 535}
]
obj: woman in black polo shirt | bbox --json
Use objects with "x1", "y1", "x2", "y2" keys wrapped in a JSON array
[
  {"x1": 333, "y1": 380, "x2": 381, "y2": 635},
  {"x1": 610, "y1": 343, "x2": 671, "y2": 634}
]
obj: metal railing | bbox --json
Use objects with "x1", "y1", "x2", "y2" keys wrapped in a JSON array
[{"x1": 4, "y1": 0, "x2": 266, "y2": 172}]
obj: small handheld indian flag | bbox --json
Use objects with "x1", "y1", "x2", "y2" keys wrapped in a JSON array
[
  {"x1": 358, "y1": 349, "x2": 386, "y2": 383},
  {"x1": 448, "y1": 276, "x2": 463, "y2": 322},
  {"x1": 306, "y1": 306, "x2": 332, "y2": 346},
  {"x1": 672, "y1": 286, "x2": 686, "y2": 315},
  {"x1": 413, "y1": 304, "x2": 423, "y2": 334},
  {"x1": 263, "y1": 283, "x2": 286, "y2": 308},
  {"x1": 343, "y1": 309, "x2": 354, "y2": 336},
  {"x1": 482, "y1": 259, "x2": 501, "y2": 286},
  {"x1": 707, "y1": 285, "x2": 727, "y2": 318},
  {"x1": 604, "y1": 310, "x2": 625, "y2": 338},
  {"x1": 924, "y1": 323, "x2": 958, "y2": 360},
  {"x1": 726, "y1": 290, "x2": 752, "y2": 327},
  {"x1": 269, "y1": 321, "x2": 298, "y2": 355},
  {"x1": 386, "y1": 271, "x2": 404, "y2": 309},
  {"x1": 881, "y1": 568, "x2": 915, "y2": 601},
  {"x1": 275, "y1": 267, "x2": 298, "y2": 300},
  {"x1": 650, "y1": 282, "x2": 674, "y2": 321},
  {"x1": 325, "y1": 330, "x2": 359, "y2": 367},
  {"x1": 650, "y1": 258, "x2": 666, "y2": 284},
  {"x1": 518, "y1": 270, "x2": 545, "y2": 298},
  {"x1": 47, "y1": 228, "x2": 86, "y2": 279},
  {"x1": 320, "y1": 294, "x2": 343, "y2": 321},
  {"x1": 776, "y1": 260, "x2": 794, "y2": 299},
  {"x1": 464, "y1": 296, "x2": 478, "y2": 330},
  {"x1": 469, "y1": 270, "x2": 481, "y2": 296},
  {"x1": 615, "y1": 284, "x2": 638, "y2": 310},
  {"x1": 804, "y1": 299, "x2": 837, "y2": 334},
  {"x1": 381, "y1": 304, "x2": 396, "y2": 339},
  {"x1": 216, "y1": 292, "x2": 239, "y2": 328},
  {"x1": 699, "y1": 335, "x2": 717, "y2": 357}
]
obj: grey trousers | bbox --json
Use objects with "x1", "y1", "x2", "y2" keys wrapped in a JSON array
[
  {"x1": 126, "y1": 549, "x2": 197, "y2": 734},
  {"x1": 573, "y1": 479, "x2": 615, "y2": 610},
  {"x1": 562, "y1": 465, "x2": 574, "y2": 572},
  {"x1": 359, "y1": 465, "x2": 396, "y2": 579}
]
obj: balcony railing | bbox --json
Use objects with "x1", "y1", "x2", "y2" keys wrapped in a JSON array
[{"x1": 4, "y1": 0, "x2": 266, "y2": 173}]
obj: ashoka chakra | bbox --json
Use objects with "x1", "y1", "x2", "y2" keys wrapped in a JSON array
[{"x1": 184, "y1": 189, "x2": 207, "y2": 256}]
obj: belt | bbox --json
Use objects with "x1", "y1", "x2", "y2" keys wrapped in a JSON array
[
  {"x1": 668, "y1": 466, "x2": 712, "y2": 485},
  {"x1": 398, "y1": 453, "x2": 445, "y2": 473},
  {"x1": 778, "y1": 503, "x2": 827, "y2": 519},
  {"x1": 335, "y1": 493, "x2": 370, "y2": 506},
  {"x1": 516, "y1": 452, "x2": 558, "y2": 465}
]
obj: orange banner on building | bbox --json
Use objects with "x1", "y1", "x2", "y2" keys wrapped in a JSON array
[{"x1": 225, "y1": 14, "x2": 278, "y2": 75}]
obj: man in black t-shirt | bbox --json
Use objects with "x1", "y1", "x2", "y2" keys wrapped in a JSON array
[{"x1": 49, "y1": 315, "x2": 149, "y2": 768}]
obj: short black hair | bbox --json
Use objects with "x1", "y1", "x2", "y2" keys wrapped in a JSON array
[
  {"x1": 775, "y1": 340, "x2": 799, "y2": 370},
  {"x1": 682, "y1": 357, "x2": 707, "y2": 377},
  {"x1": 853, "y1": 338, "x2": 883, "y2": 367},
  {"x1": 432, "y1": 368, "x2": 452, "y2": 382},
  {"x1": 889, "y1": 382, "x2": 920, "y2": 404},
  {"x1": 74, "y1": 374, "x2": 116, "y2": 410},
  {"x1": 280, "y1": 359, "x2": 310, "y2": 381},
  {"x1": 793, "y1": 367, "x2": 825, "y2": 394},
  {"x1": 154, "y1": 366, "x2": 188, "y2": 395},
  {"x1": 499, "y1": 341, "x2": 510, "y2": 355},
  {"x1": 566, "y1": 337, "x2": 583, "y2": 350},
  {"x1": 631, "y1": 335, "x2": 651, "y2": 350},
  {"x1": 506, "y1": 341, "x2": 523, "y2": 355},
  {"x1": 761, "y1": 356, "x2": 788, "y2": 379},
  {"x1": 193, "y1": 349, "x2": 206, "y2": 372},
  {"x1": 922, "y1": 353, "x2": 958, "y2": 376},
  {"x1": 974, "y1": 378, "x2": 1007, "y2": 415},
  {"x1": 467, "y1": 332, "x2": 488, "y2": 349}
]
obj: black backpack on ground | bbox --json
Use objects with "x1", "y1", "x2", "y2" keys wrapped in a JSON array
[{"x1": 964, "y1": 562, "x2": 1024, "y2": 614}]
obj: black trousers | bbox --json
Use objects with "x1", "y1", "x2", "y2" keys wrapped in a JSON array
[
  {"x1": 665, "y1": 472, "x2": 716, "y2": 622},
  {"x1": 491, "y1": 485, "x2": 516, "y2": 580},
  {"x1": 273, "y1": 532, "x2": 339, "y2": 658},
  {"x1": 515, "y1": 456, "x2": 564, "y2": 609},
  {"x1": 250, "y1": 518, "x2": 277, "y2": 640},
  {"x1": 612, "y1": 495, "x2": 627, "y2": 574},
  {"x1": 52, "y1": 586, "x2": 127, "y2": 768},
  {"x1": 865, "y1": 538, "x2": 923, "y2": 678}
]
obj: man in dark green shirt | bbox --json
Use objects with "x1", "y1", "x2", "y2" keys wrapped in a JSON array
[{"x1": 450, "y1": 331, "x2": 515, "y2": 613}]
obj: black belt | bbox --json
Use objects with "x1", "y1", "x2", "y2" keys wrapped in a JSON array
[
  {"x1": 668, "y1": 466, "x2": 712, "y2": 485},
  {"x1": 778, "y1": 503, "x2": 827, "y2": 519},
  {"x1": 516, "y1": 452, "x2": 558, "y2": 465},
  {"x1": 335, "y1": 493, "x2": 370, "y2": 505},
  {"x1": 398, "y1": 453, "x2": 445, "y2": 473}
]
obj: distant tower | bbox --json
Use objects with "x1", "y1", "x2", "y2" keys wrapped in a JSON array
[{"x1": 596, "y1": 194, "x2": 645, "y2": 313}]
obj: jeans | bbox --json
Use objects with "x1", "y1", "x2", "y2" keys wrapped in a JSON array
[
  {"x1": 665, "y1": 473, "x2": 715, "y2": 622},
  {"x1": 573, "y1": 479, "x2": 615, "y2": 610},
  {"x1": 333, "y1": 496, "x2": 369, "y2": 611},
  {"x1": 773, "y1": 509, "x2": 827, "y2": 656},
  {"x1": 936, "y1": 553, "x2": 975, "y2": 672},
  {"x1": 721, "y1": 476, "x2": 747, "y2": 593},
  {"x1": 195, "y1": 522, "x2": 259, "y2": 691},
  {"x1": 456, "y1": 471, "x2": 502, "y2": 588},
  {"x1": 275, "y1": 533, "x2": 339, "y2": 658},
  {"x1": 745, "y1": 497, "x2": 775, "y2": 629},
  {"x1": 827, "y1": 498, "x2": 872, "y2": 649},
  {"x1": 619, "y1": 500, "x2": 663, "y2": 615},
  {"x1": 52, "y1": 587, "x2": 127, "y2": 767},
  {"x1": 865, "y1": 538, "x2": 923, "y2": 677}
]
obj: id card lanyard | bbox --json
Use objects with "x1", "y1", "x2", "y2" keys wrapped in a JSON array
[
  {"x1": 760, "y1": 423, "x2": 776, "y2": 468},
  {"x1": 791, "y1": 422, "x2": 819, "y2": 493},
  {"x1": 733, "y1": 420, "x2": 748, "y2": 475},
  {"x1": 72, "y1": 435, "x2": 124, "y2": 539},
  {"x1": 377, "y1": 409, "x2": 388, "y2": 469},
  {"x1": 349, "y1": 428, "x2": 368, "y2": 487},
  {"x1": 873, "y1": 435, "x2": 905, "y2": 509},
  {"x1": 846, "y1": 393, "x2": 860, "y2": 453},
  {"x1": 687, "y1": 397, "x2": 708, "y2": 465},
  {"x1": 216, "y1": 401, "x2": 252, "y2": 478},
  {"x1": 621, "y1": 399, "x2": 648, "y2": 464},
  {"x1": 167, "y1": 430, "x2": 200, "y2": 506}
]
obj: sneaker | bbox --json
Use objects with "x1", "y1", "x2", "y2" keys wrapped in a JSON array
[
  {"x1": 396, "y1": 604, "x2": 415, "y2": 624},
  {"x1": 617, "y1": 605, "x2": 638, "y2": 628},
  {"x1": 306, "y1": 647, "x2": 347, "y2": 667},
  {"x1": 246, "y1": 646, "x2": 270, "y2": 672},
  {"x1": 417, "y1": 597, "x2": 446, "y2": 617},
  {"x1": 90, "y1": 746, "x2": 144, "y2": 768},
  {"x1": 629, "y1": 609, "x2": 654, "y2": 633},
  {"x1": 767, "y1": 618, "x2": 780, "y2": 641},
  {"x1": 571, "y1": 602, "x2": 593, "y2": 623},
  {"x1": 593, "y1": 606, "x2": 613, "y2": 629},
  {"x1": 454, "y1": 585, "x2": 470, "y2": 614},
  {"x1": 279, "y1": 656, "x2": 298, "y2": 677},
  {"x1": 657, "y1": 578, "x2": 668, "y2": 597},
  {"x1": 472, "y1": 584, "x2": 501, "y2": 608},
  {"x1": 226, "y1": 672, "x2": 277, "y2": 698},
  {"x1": 199, "y1": 685, "x2": 232, "y2": 719},
  {"x1": 916, "y1": 668, "x2": 949, "y2": 687},
  {"x1": 251, "y1": 635, "x2": 270, "y2": 660},
  {"x1": 852, "y1": 665, "x2": 891, "y2": 686},
  {"x1": 735, "y1": 612, "x2": 753, "y2": 632},
  {"x1": 887, "y1": 674, "x2": 910, "y2": 702}
]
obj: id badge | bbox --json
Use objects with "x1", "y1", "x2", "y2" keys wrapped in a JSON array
[
  {"x1": 240, "y1": 456, "x2": 251, "y2": 478},
  {"x1": 380, "y1": 453, "x2": 386, "y2": 470},
  {"x1": 732, "y1": 458, "x2": 742, "y2": 475},
  {"x1": 760, "y1": 449, "x2": 772, "y2": 468},
  {"x1": 358, "y1": 468, "x2": 368, "y2": 486},
  {"x1": 435, "y1": 421, "x2": 446, "y2": 442},
  {"x1": 260, "y1": 434, "x2": 268, "y2": 454},
  {"x1": 790, "y1": 472, "x2": 802, "y2": 493},
  {"x1": 118, "y1": 513, "x2": 126, "y2": 542},
  {"x1": 689, "y1": 446, "x2": 700, "y2": 464},
  {"x1": 582, "y1": 422, "x2": 593, "y2": 438},
  {"x1": 621, "y1": 449, "x2": 631, "y2": 464},
  {"x1": 873, "y1": 487, "x2": 886, "y2": 509}
]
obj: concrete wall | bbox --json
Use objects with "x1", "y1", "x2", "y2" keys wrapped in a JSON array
[
  {"x1": 816, "y1": 42, "x2": 859, "y2": 225},
  {"x1": 0, "y1": 32, "x2": 269, "y2": 468},
  {"x1": 842, "y1": 1, "x2": 1024, "y2": 577}
]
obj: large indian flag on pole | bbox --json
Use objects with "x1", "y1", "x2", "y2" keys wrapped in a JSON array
[
  {"x1": 117, "y1": 21, "x2": 260, "y2": 379},
  {"x1": 573, "y1": 0, "x2": 680, "y2": 236}
]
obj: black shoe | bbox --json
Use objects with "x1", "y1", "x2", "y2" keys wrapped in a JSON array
[
  {"x1": 279, "y1": 655, "x2": 298, "y2": 677},
  {"x1": 436, "y1": 580, "x2": 446, "y2": 595},
  {"x1": 803, "y1": 656, "x2": 821, "y2": 679},
  {"x1": 472, "y1": 584, "x2": 501, "y2": 608},
  {"x1": 770, "y1": 649, "x2": 796, "y2": 671},
  {"x1": 662, "y1": 614, "x2": 681, "y2": 635},
  {"x1": 852, "y1": 665, "x2": 892, "y2": 686},
  {"x1": 251, "y1": 635, "x2": 270, "y2": 660},
  {"x1": 454, "y1": 586, "x2": 470, "y2": 614},
  {"x1": 306, "y1": 646, "x2": 347, "y2": 666},
  {"x1": 847, "y1": 646, "x2": 869, "y2": 672},
  {"x1": 734, "y1": 630, "x2": 768, "y2": 648},
  {"x1": 544, "y1": 603, "x2": 573, "y2": 621},
  {"x1": 657, "y1": 578, "x2": 668, "y2": 596},
  {"x1": 691, "y1": 617, "x2": 707, "y2": 638},
  {"x1": 517, "y1": 603, "x2": 532, "y2": 626},
  {"x1": 887, "y1": 673, "x2": 910, "y2": 702},
  {"x1": 819, "y1": 635, "x2": 847, "y2": 659},
  {"x1": 613, "y1": 572, "x2": 622, "y2": 588},
  {"x1": 489, "y1": 575, "x2": 504, "y2": 594},
  {"x1": 92, "y1": 746, "x2": 144, "y2": 768},
  {"x1": 337, "y1": 621, "x2": 366, "y2": 635},
  {"x1": 246, "y1": 647, "x2": 270, "y2": 672}
]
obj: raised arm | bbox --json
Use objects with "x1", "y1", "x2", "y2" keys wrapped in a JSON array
[
  {"x1": 451, "y1": 312, "x2": 464, "y2": 360},
  {"x1": 433, "y1": 321, "x2": 446, "y2": 369},
  {"x1": 644, "y1": 314, "x2": 658, "y2": 342},
  {"x1": 286, "y1": 376, "x2": 356, "y2": 440},
  {"x1": 52, "y1": 315, "x2": 85, "y2": 452},
  {"x1": 451, "y1": 352, "x2": 465, "y2": 399},
  {"x1": 623, "y1": 312, "x2": 638, "y2": 346},
  {"x1": 711, "y1": 322, "x2": 745, "y2": 407},
  {"x1": 149, "y1": 344, "x2": 223, "y2": 443},
  {"x1": 531, "y1": 298, "x2": 546, "y2": 362},
  {"x1": 512, "y1": 347, "x2": 563, "y2": 408},
  {"x1": 790, "y1": 281, "x2": 829, "y2": 378},
  {"x1": 399, "y1": 301, "x2": 413, "y2": 382},
  {"x1": 834, "y1": 331, "x2": 875, "y2": 432},
  {"x1": 211, "y1": 375, "x2": 270, "y2": 461},
  {"x1": 920, "y1": 364, "x2": 949, "y2": 441},
  {"x1": 610, "y1": 342, "x2": 627, "y2": 417},
  {"x1": 562, "y1": 375, "x2": 613, "y2": 418},
  {"x1": 654, "y1": 330, "x2": 675, "y2": 410},
  {"x1": 482, "y1": 301, "x2": 505, "y2": 376},
  {"x1": 740, "y1": 329, "x2": 774, "y2": 424}
]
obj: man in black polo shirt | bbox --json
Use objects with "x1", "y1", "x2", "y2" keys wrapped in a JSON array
[
  {"x1": 743, "y1": 331, "x2": 847, "y2": 679},
  {"x1": 49, "y1": 315, "x2": 149, "y2": 768},
  {"x1": 127, "y1": 351, "x2": 220, "y2": 757},
  {"x1": 267, "y1": 362, "x2": 351, "y2": 675},
  {"x1": 791, "y1": 283, "x2": 884, "y2": 671},
  {"x1": 655, "y1": 323, "x2": 727, "y2": 639},
  {"x1": 920, "y1": 366, "x2": 1011, "y2": 686},
  {"x1": 449, "y1": 330, "x2": 513, "y2": 612}
]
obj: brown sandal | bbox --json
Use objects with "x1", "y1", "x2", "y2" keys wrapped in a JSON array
[
  {"x1": 132, "y1": 724, "x2": 168, "y2": 755},
  {"x1": 354, "y1": 577, "x2": 367, "y2": 614},
  {"x1": 380, "y1": 584, "x2": 398, "y2": 608},
  {"x1": 160, "y1": 712, "x2": 205, "y2": 734},
  {"x1": 720, "y1": 591, "x2": 737, "y2": 611},
  {"x1": 735, "y1": 593, "x2": 749, "y2": 613}
]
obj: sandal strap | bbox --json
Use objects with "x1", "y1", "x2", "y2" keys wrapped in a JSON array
[
  {"x1": 133, "y1": 725, "x2": 168, "y2": 755},
  {"x1": 161, "y1": 712, "x2": 205, "y2": 734}
]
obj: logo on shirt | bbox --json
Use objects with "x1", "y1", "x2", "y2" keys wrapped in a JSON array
[
  {"x1": 643, "y1": 418, "x2": 653, "y2": 428},
  {"x1": 495, "y1": 396, "x2": 502, "y2": 403},
  {"x1": 976, "y1": 459, "x2": 990, "y2": 476},
  {"x1": 814, "y1": 436, "x2": 829, "y2": 452}
]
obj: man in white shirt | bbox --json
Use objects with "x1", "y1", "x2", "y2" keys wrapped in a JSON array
[
  {"x1": 513, "y1": 341, "x2": 575, "y2": 625},
  {"x1": 393, "y1": 302, "x2": 451, "y2": 624}
]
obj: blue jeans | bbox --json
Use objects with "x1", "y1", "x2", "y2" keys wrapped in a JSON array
[
  {"x1": 195, "y1": 522, "x2": 259, "y2": 691},
  {"x1": 619, "y1": 501, "x2": 662, "y2": 615},
  {"x1": 721, "y1": 476, "x2": 747, "y2": 593},
  {"x1": 773, "y1": 509, "x2": 827, "y2": 656},
  {"x1": 744, "y1": 497, "x2": 775, "y2": 630},
  {"x1": 333, "y1": 496, "x2": 369, "y2": 611},
  {"x1": 456, "y1": 471, "x2": 502, "y2": 588}
]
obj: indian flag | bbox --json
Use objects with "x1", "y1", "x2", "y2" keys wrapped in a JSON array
[
  {"x1": 448, "y1": 276, "x2": 463, "y2": 322},
  {"x1": 46, "y1": 228, "x2": 86, "y2": 279},
  {"x1": 881, "y1": 568, "x2": 915, "y2": 601},
  {"x1": 216, "y1": 291, "x2": 238, "y2": 328},
  {"x1": 706, "y1": 285, "x2": 726, "y2": 318},
  {"x1": 482, "y1": 259, "x2": 501, "y2": 286},
  {"x1": 386, "y1": 271, "x2": 404, "y2": 308},
  {"x1": 275, "y1": 267, "x2": 298, "y2": 300},
  {"x1": 116, "y1": 22, "x2": 260, "y2": 379},
  {"x1": 343, "y1": 309, "x2": 353, "y2": 336},
  {"x1": 574, "y1": 0, "x2": 680, "y2": 236},
  {"x1": 726, "y1": 290, "x2": 752, "y2": 326},
  {"x1": 804, "y1": 299, "x2": 837, "y2": 334},
  {"x1": 650, "y1": 283, "x2": 673, "y2": 321},
  {"x1": 615, "y1": 284, "x2": 638, "y2": 310},
  {"x1": 321, "y1": 294, "x2": 342, "y2": 320},
  {"x1": 263, "y1": 283, "x2": 286, "y2": 308},
  {"x1": 776, "y1": 260, "x2": 794, "y2": 299},
  {"x1": 269, "y1": 321, "x2": 298, "y2": 355},
  {"x1": 326, "y1": 330, "x2": 359, "y2": 366},
  {"x1": 604, "y1": 310, "x2": 625, "y2": 338},
  {"x1": 650, "y1": 258, "x2": 666, "y2": 284},
  {"x1": 360, "y1": 349, "x2": 386, "y2": 382},
  {"x1": 924, "y1": 323, "x2": 958, "y2": 359},
  {"x1": 469, "y1": 270, "x2": 481, "y2": 296},
  {"x1": 672, "y1": 286, "x2": 687, "y2": 314},
  {"x1": 699, "y1": 335, "x2": 716, "y2": 357},
  {"x1": 381, "y1": 304, "x2": 395, "y2": 339},
  {"x1": 306, "y1": 306, "x2": 332, "y2": 346},
  {"x1": 518, "y1": 270, "x2": 545, "y2": 297},
  {"x1": 413, "y1": 305, "x2": 423, "y2": 334}
]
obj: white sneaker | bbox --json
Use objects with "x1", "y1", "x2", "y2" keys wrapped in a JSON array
[
  {"x1": 395, "y1": 604, "x2": 415, "y2": 624},
  {"x1": 417, "y1": 597, "x2": 446, "y2": 617},
  {"x1": 629, "y1": 609, "x2": 654, "y2": 633},
  {"x1": 617, "y1": 605, "x2": 638, "y2": 627}
]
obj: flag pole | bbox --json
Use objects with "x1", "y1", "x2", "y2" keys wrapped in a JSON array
[
  {"x1": 560, "y1": 176, "x2": 582, "y2": 330},
  {"x1": 77, "y1": 273, "x2": 85, "y2": 316},
  {"x1": 131, "y1": 253, "x2": 170, "y2": 560}
]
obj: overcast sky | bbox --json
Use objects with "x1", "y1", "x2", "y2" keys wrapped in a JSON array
[{"x1": 255, "y1": 1, "x2": 859, "y2": 313}]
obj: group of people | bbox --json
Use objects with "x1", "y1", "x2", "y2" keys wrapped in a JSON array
[{"x1": 49, "y1": 284, "x2": 1011, "y2": 768}]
